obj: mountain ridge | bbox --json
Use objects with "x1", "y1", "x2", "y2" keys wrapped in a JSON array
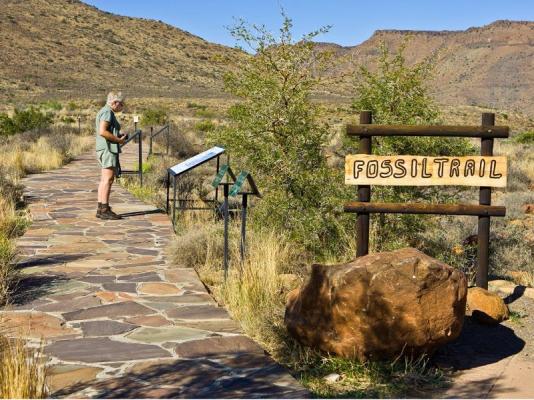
[{"x1": 1, "y1": 0, "x2": 532, "y2": 114}]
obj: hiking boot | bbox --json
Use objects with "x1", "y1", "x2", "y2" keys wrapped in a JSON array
[
  {"x1": 96, "y1": 202, "x2": 103, "y2": 218},
  {"x1": 99, "y1": 204, "x2": 122, "y2": 220}
]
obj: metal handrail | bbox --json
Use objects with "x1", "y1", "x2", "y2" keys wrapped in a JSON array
[
  {"x1": 119, "y1": 129, "x2": 143, "y2": 186},
  {"x1": 148, "y1": 124, "x2": 170, "y2": 156}
]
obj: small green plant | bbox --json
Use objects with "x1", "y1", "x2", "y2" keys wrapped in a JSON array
[
  {"x1": 67, "y1": 101, "x2": 79, "y2": 111},
  {"x1": 61, "y1": 116, "x2": 76, "y2": 124},
  {"x1": 141, "y1": 107, "x2": 168, "y2": 126},
  {"x1": 39, "y1": 100, "x2": 62, "y2": 111},
  {"x1": 194, "y1": 119, "x2": 215, "y2": 132},
  {"x1": 509, "y1": 310, "x2": 528, "y2": 325},
  {"x1": 514, "y1": 131, "x2": 534, "y2": 144},
  {"x1": 186, "y1": 102, "x2": 207, "y2": 110},
  {"x1": 194, "y1": 108, "x2": 215, "y2": 118}
]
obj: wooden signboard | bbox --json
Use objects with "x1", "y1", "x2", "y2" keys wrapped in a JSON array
[{"x1": 345, "y1": 155, "x2": 507, "y2": 187}]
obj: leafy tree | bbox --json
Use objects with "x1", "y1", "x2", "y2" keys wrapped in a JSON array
[
  {"x1": 350, "y1": 40, "x2": 474, "y2": 251},
  {"x1": 209, "y1": 15, "x2": 349, "y2": 255},
  {"x1": 141, "y1": 108, "x2": 168, "y2": 127}
]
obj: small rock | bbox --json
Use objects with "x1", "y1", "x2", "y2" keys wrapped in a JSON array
[
  {"x1": 467, "y1": 287, "x2": 509, "y2": 324},
  {"x1": 523, "y1": 204, "x2": 534, "y2": 214},
  {"x1": 324, "y1": 373, "x2": 341, "y2": 383}
]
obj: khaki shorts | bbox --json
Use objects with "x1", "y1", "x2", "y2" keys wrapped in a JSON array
[{"x1": 96, "y1": 149, "x2": 119, "y2": 170}]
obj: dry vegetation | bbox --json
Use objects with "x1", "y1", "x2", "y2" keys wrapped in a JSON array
[
  {"x1": 0, "y1": 119, "x2": 92, "y2": 398},
  {"x1": 126, "y1": 99, "x2": 533, "y2": 397}
]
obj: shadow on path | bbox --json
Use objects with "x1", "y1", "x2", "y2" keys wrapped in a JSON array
[
  {"x1": 432, "y1": 316, "x2": 525, "y2": 370},
  {"x1": 119, "y1": 209, "x2": 165, "y2": 218},
  {"x1": 16, "y1": 253, "x2": 90, "y2": 269},
  {"x1": 504, "y1": 285, "x2": 526, "y2": 304},
  {"x1": 54, "y1": 356, "x2": 308, "y2": 399},
  {"x1": 11, "y1": 274, "x2": 70, "y2": 305}
]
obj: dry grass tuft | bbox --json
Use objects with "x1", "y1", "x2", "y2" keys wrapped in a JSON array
[
  {"x1": 171, "y1": 218, "x2": 445, "y2": 397},
  {"x1": 0, "y1": 337, "x2": 48, "y2": 399}
]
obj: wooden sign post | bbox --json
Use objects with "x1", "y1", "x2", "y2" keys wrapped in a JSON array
[{"x1": 344, "y1": 112, "x2": 509, "y2": 289}]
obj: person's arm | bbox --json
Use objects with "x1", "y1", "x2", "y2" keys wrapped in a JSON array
[{"x1": 99, "y1": 120, "x2": 125, "y2": 144}]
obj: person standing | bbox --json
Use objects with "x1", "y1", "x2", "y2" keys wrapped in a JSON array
[{"x1": 95, "y1": 91, "x2": 127, "y2": 219}]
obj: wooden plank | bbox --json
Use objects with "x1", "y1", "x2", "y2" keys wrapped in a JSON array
[
  {"x1": 346, "y1": 124, "x2": 510, "y2": 138},
  {"x1": 344, "y1": 202, "x2": 506, "y2": 217},
  {"x1": 345, "y1": 155, "x2": 507, "y2": 187}
]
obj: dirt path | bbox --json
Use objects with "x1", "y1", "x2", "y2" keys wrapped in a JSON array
[
  {"x1": 3, "y1": 146, "x2": 308, "y2": 398},
  {"x1": 432, "y1": 282, "x2": 534, "y2": 399}
]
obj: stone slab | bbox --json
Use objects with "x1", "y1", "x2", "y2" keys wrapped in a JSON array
[
  {"x1": 80, "y1": 320, "x2": 139, "y2": 336},
  {"x1": 45, "y1": 337, "x2": 171, "y2": 362},
  {"x1": 63, "y1": 302, "x2": 153, "y2": 321},
  {"x1": 174, "y1": 336, "x2": 264, "y2": 358}
]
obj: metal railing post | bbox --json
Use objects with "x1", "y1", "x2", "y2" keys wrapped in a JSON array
[
  {"x1": 138, "y1": 130, "x2": 143, "y2": 187},
  {"x1": 223, "y1": 183, "x2": 230, "y2": 280},
  {"x1": 240, "y1": 193, "x2": 248, "y2": 261},
  {"x1": 149, "y1": 126, "x2": 153, "y2": 156},
  {"x1": 166, "y1": 125, "x2": 170, "y2": 155}
]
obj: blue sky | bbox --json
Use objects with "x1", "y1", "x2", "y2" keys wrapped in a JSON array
[{"x1": 82, "y1": 1, "x2": 533, "y2": 47}]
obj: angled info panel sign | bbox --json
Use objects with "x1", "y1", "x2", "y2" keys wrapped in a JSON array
[
  {"x1": 229, "y1": 172, "x2": 261, "y2": 197},
  {"x1": 345, "y1": 155, "x2": 507, "y2": 187},
  {"x1": 169, "y1": 146, "x2": 225, "y2": 176}
]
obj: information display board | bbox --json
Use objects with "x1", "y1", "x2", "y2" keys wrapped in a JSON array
[{"x1": 169, "y1": 147, "x2": 225, "y2": 176}]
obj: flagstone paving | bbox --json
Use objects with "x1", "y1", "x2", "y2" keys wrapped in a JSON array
[{"x1": 4, "y1": 146, "x2": 309, "y2": 398}]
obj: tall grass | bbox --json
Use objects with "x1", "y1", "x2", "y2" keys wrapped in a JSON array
[
  {"x1": 0, "y1": 337, "x2": 48, "y2": 399},
  {"x1": 172, "y1": 218, "x2": 445, "y2": 397},
  {"x1": 0, "y1": 125, "x2": 92, "y2": 398}
]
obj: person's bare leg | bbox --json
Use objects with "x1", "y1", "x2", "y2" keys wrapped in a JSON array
[{"x1": 98, "y1": 168, "x2": 115, "y2": 204}]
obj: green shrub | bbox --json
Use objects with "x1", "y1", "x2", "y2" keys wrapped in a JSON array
[
  {"x1": 61, "y1": 116, "x2": 76, "y2": 124},
  {"x1": 209, "y1": 16, "x2": 350, "y2": 255},
  {"x1": 350, "y1": 40, "x2": 475, "y2": 252},
  {"x1": 67, "y1": 101, "x2": 79, "y2": 111},
  {"x1": 194, "y1": 109, "x2": 215, "y2": 118},
  {"x1": 186, "y1": 102, "x2": 207, "y2": 110},
  {"x1": 0, "y1": 108, "x2": 52, "y2": 136},
  {"x1": 39, "y1": 100, "x2": 62, "y2": 111},
  {"x1": 141, "y1": 108, "x2": 168, "y2": 126},
  {"x1": 0, "y1": 114, "x2": 16, "y2": 136},
  {"x1": 514, "y1": 131, "x2": 534, "y2": 144},
  {"x1": 194, "y1": 119, "x2": 215, "y2": 132}
]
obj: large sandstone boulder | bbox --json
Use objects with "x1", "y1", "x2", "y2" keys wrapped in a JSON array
[
  {"x1": 467, "y1": 287, "x2": 509, "y2": 324},
  {"x1": 284, "y1": 248, "x2": 467, "y2": 361}
]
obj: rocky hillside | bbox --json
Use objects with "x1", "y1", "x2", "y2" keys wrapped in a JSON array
[
  {"x1": 321, "y1": 20, "x2": 534, "y2": 114},
  {"x1": 1, "y1": 0, "x2": 533, "y2": 114},
  {"x1": 1, "y1": 0, "x2": 243, "y2": 101}
]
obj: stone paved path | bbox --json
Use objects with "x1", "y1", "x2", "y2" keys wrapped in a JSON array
[{"x1": 3, "y1": 146, "x2": 308, "y2": 398}]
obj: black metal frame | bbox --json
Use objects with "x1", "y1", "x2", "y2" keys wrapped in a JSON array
[
  {"x1": 119, "y1": 129, "x2": 143, "y2": 187},
  {"x1": 149, "y1": 124, "x2": 171, "y2": 156},
  {"x1": 166, "y1": 148, "x2": 226, "y2": 231}
]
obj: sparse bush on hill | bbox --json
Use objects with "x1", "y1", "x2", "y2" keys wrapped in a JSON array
[
  {"x1": 0, "y1": 108, "x2": 53, "y2": 136},
  {"x1": 209, "y1": 15, "x2": 351, "y2": 255},
  {"x1": 514, "y1": 130, "x2": 534, "y2": 144},
  {"x1": 141, "y1": 107, "x2": 168, "y2": 126},
  {"x1": 194, "y1": 119, "x2": 215, "y2": 133},
  {"x1": 194, "y1": 108, "x2": 215, "y2": 118},
  {"x1": 39, "y1": 100, "x2": 62, "y2": 111},
  {"x1": 350, "y1": 40, "x2": 475, "y2": 252}
]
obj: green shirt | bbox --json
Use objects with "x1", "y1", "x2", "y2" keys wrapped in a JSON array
[{"x1": 95, "y1": 105, "x2": 121, "y2": 154}]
